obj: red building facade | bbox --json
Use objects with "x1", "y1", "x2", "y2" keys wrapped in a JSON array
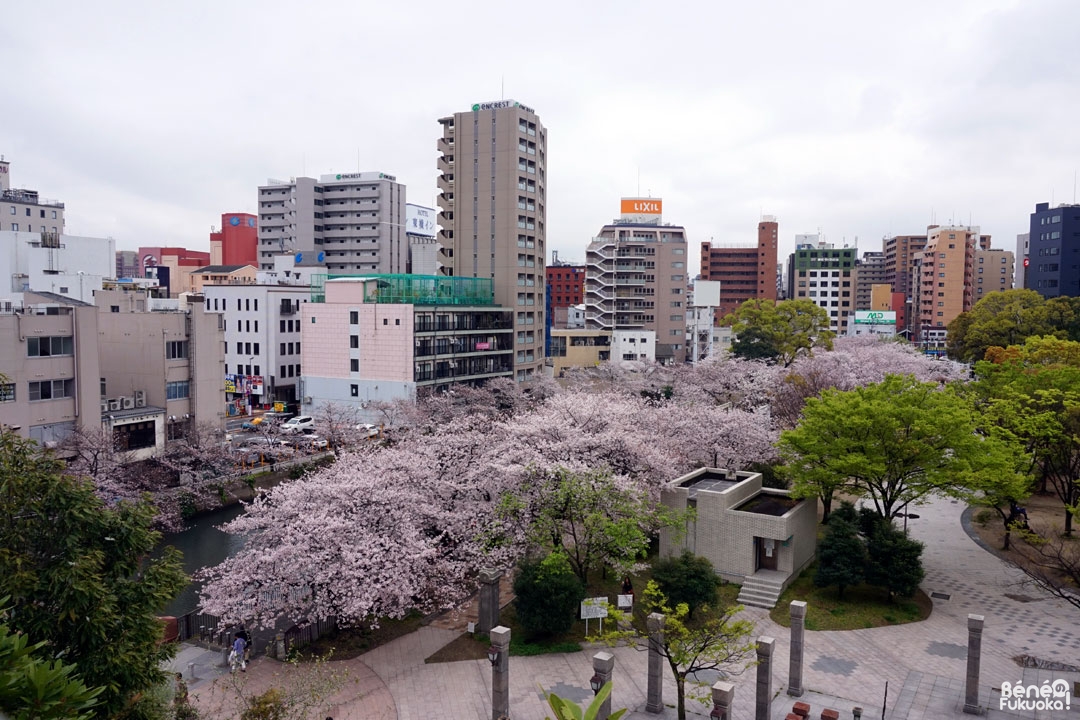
[
  {"x1": 546, "y1": 264, "x2": 585, "y2": 308},
  {"x1": 211, "y1": 213, "x2": 258, "y2": 268}
]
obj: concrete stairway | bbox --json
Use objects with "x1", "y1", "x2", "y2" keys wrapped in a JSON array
[{"x1": 736, "y1": 571, "x2": 786, "y2": 609}]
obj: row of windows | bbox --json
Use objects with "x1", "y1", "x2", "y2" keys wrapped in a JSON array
[
  {"x1": 235, "y1": 342, "x2": 261, "y2": 355},
  {"x1": 236, "y1": 320, "x2": 260, "y2": 332},
  {"x1": 8, "y1": 207, "x2": 58, "y2": 218},
  {"x1": 29, "y1": 379, "x2": 74, "y2": 401},
  {"x1": 165, "y1": 340, "x2": 188, "y2": 360},
  {"x1": 227, "y1": 364, "x2": 260, "y2": 376},
  {"x1": 1037, "y1": 247, "x2": 1061, "y2": 256},
  {"x1": 166, "y1": 380, "x2": 190, "y2": 400},
  {"x1": 27, "y1": 335, "x2": 73, "y2": 357},
  {"x1": 9, "y1": 224, "x2": 59, "y2": 233},
  {"x1": 279, "y1": 342, "x2": 301, "y2": 355},
  {"x1": 279, "y1": 364, "x2": 301, "y2": 378},
  {"x1": 280, "y1": 319, "x2": 300, "y2": 332},
  {"x1": 1037, "y1": 215, "x2": 1062, "y2": 225}
]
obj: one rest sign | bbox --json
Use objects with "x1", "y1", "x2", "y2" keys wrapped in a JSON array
[{"x1": 853, "y1": 311, "x2": 896, "y2": 325}]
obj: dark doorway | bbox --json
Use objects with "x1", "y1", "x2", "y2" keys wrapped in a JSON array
[{"x1": 756, "y1": 537, "x2": 778, "y2": 571}]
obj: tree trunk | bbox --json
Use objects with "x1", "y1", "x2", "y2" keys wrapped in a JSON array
[
  {"x1": 1066, "y1": 507, "x2": 1073, "y2": 537},
  {"x1": 821, "y1": 494, "x2": 833, "y2": 524},
  {"x1": 1003, "y1": 528, "x2": 1011, "y2": 551},
  {"x1": 676, "y1": 675, "x2": 687, "y2": 720}
]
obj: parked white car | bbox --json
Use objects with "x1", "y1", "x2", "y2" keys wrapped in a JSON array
[
  {"x1": 357, "y1": 423, "x2": 380, "y2": 439},
  {"x1": 281, "y1": 416, "x2": 315, "y2": 434}
]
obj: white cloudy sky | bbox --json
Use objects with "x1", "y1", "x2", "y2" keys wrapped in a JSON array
[{"x1": 3, "y1": 0, "x2": 1078, "y2": 269}]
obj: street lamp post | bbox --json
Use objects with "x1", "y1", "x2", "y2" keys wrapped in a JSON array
[{"x1": 246, "y1": 356, "x2": 255, "y2": 415}]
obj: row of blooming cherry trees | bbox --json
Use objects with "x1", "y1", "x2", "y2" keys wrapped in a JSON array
[{"x1": 198, "y1": 337, "x2": 967, "y2": 628}]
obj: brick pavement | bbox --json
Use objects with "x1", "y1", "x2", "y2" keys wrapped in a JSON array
[{"x1": 179, "y1": 494, "x2": 1079, "y2": 719}]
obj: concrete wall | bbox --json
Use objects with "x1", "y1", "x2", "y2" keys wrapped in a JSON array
[
  {"x1": 0, "y1": 293, "x2": 101, "y2": 439},
  {"x1": 0, "y1": 231, "x2": 114, "y2": 304},
  {"x1": 300, "y1": 375, "x2": 415, "y2": 422}
]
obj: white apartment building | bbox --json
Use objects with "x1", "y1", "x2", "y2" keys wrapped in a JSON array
[
  {"x1": 1, "y1": 157, "x2": 65, "y2": 235},
  {"x1": 257, "y1": 171, "x2": 407, "y2": 274},
  {"x1": 202, "y1": 284, "x2": 312, "y2": 409},
  {"x1": 786, "y1": 241, "x2": 857, "y2": 333},
  {"x1": 0, "y1": 230, "x2": 116, "y2": 305}
]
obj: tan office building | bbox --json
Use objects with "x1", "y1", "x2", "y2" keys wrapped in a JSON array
[
  {"x1": 916, "y1": 225, "x2": 989, "y2": 336},
  {"x1": 699, "y1": 217, "x2": 779, "y2": 319},
  {"x1": 436, "y1": 100, "x2": 547, "y2": 382},
  {"x1": 0, "y1": 292, "x2": 100, "y2": 444},
  {"x1": 1, "y1": 157, "x2": 65, "y2": 235},
  {"x1": 584, "y1": 199, "x2": 689, "y2": 364}
]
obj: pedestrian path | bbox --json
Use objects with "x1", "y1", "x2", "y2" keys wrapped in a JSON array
[{"x1": 178, "y1": 494, "x2": 1080, "y2": 719}]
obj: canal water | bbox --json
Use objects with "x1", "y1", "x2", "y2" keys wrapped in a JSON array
[{"x1": 158, "y1": 502, "x2": 248, "y2": 617}]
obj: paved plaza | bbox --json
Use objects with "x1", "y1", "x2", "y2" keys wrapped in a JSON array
[{"x1": 178, "y1": 495, "x2": 1079, "y2": 719}]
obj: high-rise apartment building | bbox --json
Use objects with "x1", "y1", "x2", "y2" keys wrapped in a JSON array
[
  {"x1": 973, "y1": 248, "x2": 1015, "y2": 303},
  {"x1": 883, "y1": 234, "x2": 928, "y2": 301},
  {"x1": 0, "y1": 157, "x2": 65, "y2": 235},
  {"x1": 1027, "y1": 202, "x2": 1080, "y2": 298},
  {"x1": 584, "y1": 199, "x2": 689, "y2": 364},
  {"x1": 436, "y1": 100, "x2": 546, "y2": 381},
  {"x1": 699, "y1": 217, "x2": 778, "y2": 319},
  {"x1": 854, "y1": 251, "x2": 886, "y2": 310},
  {"x1": 257, "y1": 172, "x2": 405, "y2": 274},
  {"x1": 915, "y1": 225, "x2": 990, "y2": 336},
  {"x1": 786, "y1": 241, "x2": 857, "y2": 332}
]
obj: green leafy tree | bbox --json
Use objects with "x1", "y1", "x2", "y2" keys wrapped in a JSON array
[
  {"x1": 865, "y1": 524, "x2": 925, "y2": 600},
  {"x1": 598, "y1": 581, "x2": 756, "y2": 720},
  {"x1": 0, "y1": 430, "x2": 187, "y2": 719},
  {"x1": 500, "y1": 468, "x2": 680, "y2": 585},
  {"x1": 513, "y1": 552, "x2": 586, "y2": 639},
  {"x1": 780, "y1": 374, "x2": 1030, "y2": 521},
  {"x1": 725, "y1": 298, "x2": 835, "y2": 366},
  {"x1": 651, "y1": 551, "x2": 721, "y2": 619},
  {"x1": 1010, "y1": 507, "x2": 1080, "y2": 612},
  {"x1": 0, "y1": 604, "x2": 103, "y2": 720},
  {"x1": 813, "y1": 519, "x2": 866, "y2": 600},
  {"x1": 946, "y1": 290, "x2": 1080, "y2": 362},
  {"x1": 545, "y1": 681, "x2": 627, "y2": 720}
]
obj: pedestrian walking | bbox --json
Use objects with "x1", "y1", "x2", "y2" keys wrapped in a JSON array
[{"x1": 231, "y1": 633, "x2": 247, "y2": 672}]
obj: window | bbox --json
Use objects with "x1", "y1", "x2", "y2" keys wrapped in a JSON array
[
  {"x1": 350, "y1": 384, "x2": 359, "y2": 397},
  {"x1": 280, "y1": 343, "x2": 286, "y2": 355},
  {"x1": 0, "y1": 383, "x2": 14, "y2": 402},
  {"x1": 254, "y1": 321, "x2": 259, "y2": 332},
  {"x1": 166, "y1": 380, "x2": 190, "y2": 400},
  {"x1": 27, "y1": 336, "x2": 74, "y2": 357},
  {"x1": 236, "y1": 342, "x2": 242, "y2": 353},
  {"x1": 280, "y1": 320, "x2": 286, "y2": 332},
  {"x1": 165, "y1": 340, "x2": 188, "y2": 359},
  {"x1": 350, "y1": 311, "x2": 358, "y2": 324},
  {"x1": 280, "y1": 365, "x2": 286, "y2": 377},
  {"x1": 350, "y1": 358, "x2": 359, "y2": 372},
  {"x1": 245, "y1": 320, "x2": 251, "y2": 332},
  {"x1": 253, "y1": 343, "x2": 260, "y2": 354},
  {"x1": 395, "y1": 318, "x2": 400, "y2": 326},
  {"x1": 350, "y1": 335, "x2": 359, "y2": 349},
  {"x1": 29, "y1": 379, "x2": 75, "y2": 401},
  {"x1": 254, "y1": 365, "x2": 260, "y2": 376}
]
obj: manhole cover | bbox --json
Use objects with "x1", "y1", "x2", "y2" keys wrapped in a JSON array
[
  {"x1": 931, "y1": 592, "x2": 951, "y2": 600},
  {"x1": 1004, "y1": 593, "x2": 1039, "y2": 603}
]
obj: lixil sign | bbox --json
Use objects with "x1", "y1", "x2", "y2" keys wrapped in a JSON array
[{"x1": 620, "y1": 198, "x2": 663, "y2": 215}]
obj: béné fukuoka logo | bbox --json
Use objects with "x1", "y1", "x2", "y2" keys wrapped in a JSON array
[{"x1": 1000, "y1": 679, "x2": 1071, "y2": 712}]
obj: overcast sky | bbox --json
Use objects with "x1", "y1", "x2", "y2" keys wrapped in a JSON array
[{"x1": 3, "y1": 0, "x2": 1078, "y2": 270}]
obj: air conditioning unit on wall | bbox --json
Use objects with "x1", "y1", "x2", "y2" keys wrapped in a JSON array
[
  {"x1": 134, "y1": 390, "x2": 146, "y2": 408},
  {"x1": 121, "y1": 396, "x2": 134, "y2": 410},
  {"x1": 100, "y1": 402, "x2": 109, "y2": 414},
  {"x1": 108, "y1": 399, "x2": 121, "y2": 411}
]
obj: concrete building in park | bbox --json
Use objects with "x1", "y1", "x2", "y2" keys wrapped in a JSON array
[
  {"x1": 584, "y1": 198, "x2": 689, "y2": 364},
  {"x1": 699, "y1": 216, "x2": 779, "y2": 319},
  {"x1": 659, "y1": 467, "x2": 818, "y2": 609},
  {"x1": 0, "y1": 156, "x2": 65, "y2": 235},
  {"x1": 436, "y1": 100, "x2": 547, "y2": 382},
  {"x1": 257, "y1": 171, "x2": 407, "y2": 274},
  {"x1": 300, "y1": 275, "x2": 513, "y2": 420},
  {"x1": 1027, "y1": 202, "x2": 1080, "y2": 298}
]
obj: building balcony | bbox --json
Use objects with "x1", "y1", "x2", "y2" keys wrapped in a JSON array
[{"x1": 437, "y1": 174, "x2": 454, "y2": 194}]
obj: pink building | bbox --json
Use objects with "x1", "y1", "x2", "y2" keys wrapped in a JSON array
[{"x1": 300, "y1": 275, "x2": 513, "y2": 418}]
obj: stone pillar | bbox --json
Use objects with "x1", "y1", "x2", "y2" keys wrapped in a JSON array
[
  {"x1": 755, "y1": 636, "x2": 775, "y2": 720},
  {"x1": 788, "y1": 600, "x2": 807, "y2": 697},
  {"x1": 963, "y1": 614, "x2": 984, "y2": 714},
  {"x1": 592, "y1": 651, "x2": 615, "y2": 720},
  {"x1": 478, "y1": 568, "x2": 503, "y2": 634},
  {"x1": 646, "y1": 612, "x2": 665, "y2": 713},
  {"x1": 711, "y1": 680, "x2": 735, "y2": 720},
  {"x1": 491, "y1": 625, "x2": 511, "y2": 720}
]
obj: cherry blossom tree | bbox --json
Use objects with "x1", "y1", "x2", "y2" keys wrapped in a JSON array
[{"x1": 652, "y1": 402, "x2": 778, "y2": 472}]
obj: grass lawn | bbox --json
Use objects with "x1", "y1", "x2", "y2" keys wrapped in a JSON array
[
  {"x1": 427, "y1": 567, "x2": 745, "y2": 663},
  {"x1": 768, "y1": 562, "x2": 932, "y2": 631}
]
